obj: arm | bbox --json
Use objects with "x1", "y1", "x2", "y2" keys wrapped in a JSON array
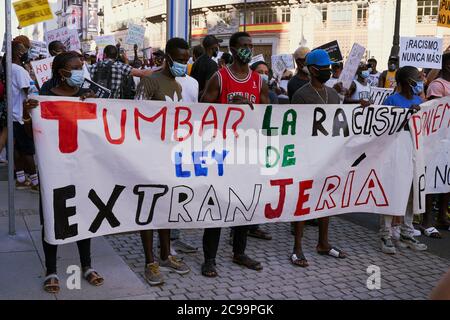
[
  {"x1": 260, "y1": 81, "x2": 270, "y2": 104},
  {"x1": 200, "y1": 73, "x2": 220, "y2": 103},
  {"x1": 131, "y1": 68, "x2": 152, "y2": 77}
]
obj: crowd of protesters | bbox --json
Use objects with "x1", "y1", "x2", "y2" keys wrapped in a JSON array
[{"x1": 0, "y1": 32, "x2": 448, "y2": 294}]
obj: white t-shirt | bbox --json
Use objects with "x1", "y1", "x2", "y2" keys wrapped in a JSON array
[
  {"x1": 176, "y1": 75, "x2": 199, "y2": 103},
  {"x1": 350, "y1": 80, "x2": 371, "y2": 101},
  {"x1": 12, "y1": 63, "x2": 32, "y2": 124},
  {"x1": 83, "y1": 62, "x2": 91, "y2": 81}
]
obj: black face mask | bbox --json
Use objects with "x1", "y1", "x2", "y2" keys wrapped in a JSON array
[
  {"x1": 313, "y1": 68, "x2": 332, "y2": 83},
  {"x1": 212, "y1": 48, "x2": 219, "y2": 58}
]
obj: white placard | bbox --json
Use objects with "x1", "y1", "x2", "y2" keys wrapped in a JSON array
[
  {"x1": 125, "y1": 23, "x2": 146, "y2": 47},
  {"x1": 30, "y1": 40, "x2": 49, "y2": 59},
  {"x1": 32, "y1": 97, "x2": 415, "y2": 244},
  {"x1": 338, "y1": 43, "x2": 366, "y2": 89},
  {"x1": 271, "y1": 54, "x2": 295, "y2": 78},
  {"x1": 369, "y1": 88, "x2": 394, "y2": 105},
  {"x1": 400, "y1": 36, "x2": 443, "y2": 69},
  {"x1": 30, "y1": 57, "x2": 54, "y2": 87},
  {"x1": 45, "y1": 27, "x2": 80, "y2": 51}
]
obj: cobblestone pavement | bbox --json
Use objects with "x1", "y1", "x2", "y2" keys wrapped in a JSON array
[{"x1": 106, "y1": 217, "x2": 450, "y2": 300}]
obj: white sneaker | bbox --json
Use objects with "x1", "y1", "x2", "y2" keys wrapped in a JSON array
[
  {"x1": 381, "y1": 237, "x2": 396, "y2": 255},
  {"x1": 392, "y1": 226, "x2": 400, "y2": 241},
  {"x1": 170, "y1": 245, "x2": 178, "y2": 256},
  {"x1": 399, "y1": 234, "x2": 427, "y2": 251}
]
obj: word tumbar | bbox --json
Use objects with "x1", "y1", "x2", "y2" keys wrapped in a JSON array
[
  {"x1": 40, "y1": 101, "x2": 247, "y2": 153},
  {"x1": 52, "y1": 169, "x2": 387, "y2": 240}
]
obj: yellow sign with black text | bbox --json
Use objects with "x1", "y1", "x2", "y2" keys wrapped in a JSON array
[
  {"x1": 438, "y1": 0, "x2": 450, "y2": 28},
  {"x1": 13, "y1": 0, "x2": 53, "y2": 28}
]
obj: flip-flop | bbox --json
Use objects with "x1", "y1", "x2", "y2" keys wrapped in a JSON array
[
  {"x1": 83, "y1": 268, "x2": 104, "y2": 286},
  {"x1": 317, "y1": 247, "x2": 346, "y2": 259},
  {"x1": 43, "y1": 274, "x2": 60, "y2": 294},
  {"x1": 201, "y1": 259, "x2": 218, "y2": 278},
  {"x1": 233, "y1": 254, "x2": 263, "y2": 271},
  {"x1": 248, "y1": 228, "x2": 272, "y2": 240},
  {"x1": 291, "y1": 253, "x2": 308, "y2": 267},
  {"x1": 422, "y1": 227, "x2": 442, "y2": 239}
]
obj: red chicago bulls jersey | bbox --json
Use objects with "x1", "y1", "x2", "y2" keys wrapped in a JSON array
[{"x1": 217, "y1": 66, "x2": 262, "y2": 104}]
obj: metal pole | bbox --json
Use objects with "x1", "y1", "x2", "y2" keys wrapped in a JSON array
[
  {"x1": 5, "y1": 0, "x2": 15, "y2": 235},
  {"x1": 188, "y1": 0, "x2": 192, "y2": 47},
  {"x1": 390, "y1": 0, "x2": 401, "y2": 57},
  {"x1": 243, "y1": 0, "x2": 247, "y2": 32}
]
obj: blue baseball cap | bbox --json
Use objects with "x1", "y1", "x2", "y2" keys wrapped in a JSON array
[{"x1": 305, "y1": 49, "x2": 333, "y2": 67}]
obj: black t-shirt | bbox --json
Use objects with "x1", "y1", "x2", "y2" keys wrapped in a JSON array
[
  {"x1": 190, "y1": 54, "x2": 218, "y2": 94},
  {"x1": 287, "y1": 75, "x2": 309, "y2": 102},
  {"x1": 39, "y1": 79, "x2": 91, "y2": 97}
]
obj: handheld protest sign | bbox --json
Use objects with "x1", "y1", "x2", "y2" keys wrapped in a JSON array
[
  {"x1": 338, "y1": 43, "x2": 366, "y2": 89},
  {"x1": 399, "y1": 37, "x2": 443, "y2": 69},
  {"x1": 438, "y1": 0, "x2": 450, "y2": 28},
  {"x1": 13, "y1": 0, "x2": 53, "y2": 28},
  {"x1": 315, "y1": 40, "x2": 343, "y2": 63}
]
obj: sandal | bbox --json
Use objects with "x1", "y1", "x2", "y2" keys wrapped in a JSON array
[
  {"x1": 43, "y1": 274, "x2": 60, "y2": 294},
  {"x1": 248, "y1": 228, "x2": 272, "y2": 240},
  {"x1": 317, "y1": 247, "x2": 346, "y2": 259},
  {"x1": 83, "y1": 268, "x2": 104, "y2": 286},
  {"x1": 201, "y1": 259, "x2": 218, "y2": 278},
  {"x1": 421, "y1": 226, "x2": 442, "y2": 239},
  {"x1": 291, "y1": 252, "x2": 308, "y2": 267},
  {"x1": 232, "y1": 254, "x2": 263, "y2": 271}
]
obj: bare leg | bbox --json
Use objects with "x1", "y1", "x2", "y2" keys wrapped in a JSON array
[
  {"x1": 293, "y1": 221, "x2": 305, "y2": 256},
  {"x1": 437, "y1": 193, "x2": 450, "y2": 226},
  {"x1": 317, "y1": 217, "x2": 330, "y2": 251},
  {"x1": 421, "y1": 194, "x2": 435, "y2": 229},
  {"x1": 158, "y1": 229, "x2": 170, "y2": 260},
  {"x1": 140, "y1": 230, "x2": 155, "y2": 264},
  {"x1": 0, "y1": 127, "x2": 7, "y2": 154}
]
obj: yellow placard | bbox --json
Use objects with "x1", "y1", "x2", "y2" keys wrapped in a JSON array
[
  {"x1": 438, "y1": 0, "x2": 450, "y2": 28},
  {"x1": 13, "y1": 0, "x2": 54, "y2": 28}
]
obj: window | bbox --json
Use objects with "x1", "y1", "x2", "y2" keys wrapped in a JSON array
[
  {"x1": 329, "y1": 4, "x2": 352, "y2": 23},
  {"x1": 281, "y1": 7, "x2": 291, "y2": 23},
  {"x1": 192, "y1": 15, "x2": 200, "y2": 28},
  {"x1": 316, "y1": 4, "x2": 328, "y2": 23},
  {"x1": 253, "y1": 8, "x2": 277, "y2": 24},
  {"x1": 357, "y1": 3, "x2": 369, "y2": 25},
  {"x1": 417, "y1": 0, "x2": 439, "y2": 23}
]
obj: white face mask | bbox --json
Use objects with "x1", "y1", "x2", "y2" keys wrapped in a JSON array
[{"x1": 302, "y1": 66, "x2": 310, "y2": 75}]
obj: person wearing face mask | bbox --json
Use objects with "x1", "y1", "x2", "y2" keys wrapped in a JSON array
[
  {"x1": 251, "y1": 61, "x2": 278, "y2": 104},
  {"x1": 367, "y1": 58, "x2": 381, "y2": 86},
  {"x1": 290, "y1": 49, "x2": 346, "y2": 267},
  {"x1": 135, "y1": 38, "x2": 191, "y2": 286},
  {"x1": 191, "y1": 35, "x2": 222, "y2": 97},
  {"x1": 378, "y1": 56, "x2": 399, "y2": 88},
  {"x1": 35, "y1": 51, "x2": 103, "y2": 294},
  {"x1": 378, "y1": 66, "x2": 427, "y2": 255},
  {"x1": 288, "y1": 46, "x2": 311, "y2": 102},
  {"x1": 344, "y1": 63, "x2": 371, "y2": 107},
  {"x1": 6, "y1": 41, "x2": 40, "y2": 192}
]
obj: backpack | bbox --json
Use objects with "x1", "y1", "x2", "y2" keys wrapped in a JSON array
[
  {"x1": 92, "y1": 61, "x2": 113, "y2": 90},
  {"x1": 120, "y1": 74, "x2": 136, "y2": 99}
]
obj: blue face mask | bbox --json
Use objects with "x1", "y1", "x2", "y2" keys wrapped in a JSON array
[
  {"x1": 260, "y1": 74, "x2": 269, "y2": 83},
  {"x1": 168, "y1": 55, "x2": 187, "y2": 77},
  {"x1": 361, "y1": 70, "x2": 370, "y2": 79},
  {"x1": 65, "y1": 69, "x2": 84, "y2": 88},
  {"x1": 410, "y1": 81, "x2": 424, "y2": 95}
]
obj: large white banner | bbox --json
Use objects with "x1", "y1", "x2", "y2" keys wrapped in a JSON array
[
  {"x1": 31, "y1": 97, "x2": 415, "y2": 244},
  {"x1": 410, "y1": 97, "x2": 450, "y2": 213}
]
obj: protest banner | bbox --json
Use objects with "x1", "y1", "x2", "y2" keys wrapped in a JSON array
[
  {"x1": 81, "y1": 79, "x2": 111, "y2": 98},
  {"x1": 30, "y1": 57, "x2": 54, "y2": 87},
  {"x1": 369, "y1": 88, "x2": 394, "y2": 105},
  {"x1": 30, "y1": 40, "x2": 49, "y2": 59},
  {"x1": 31, "y1": 97, "x2": 415, "y2": 244},
  {"x1": 125, "y1": 23, "x2": 146, "y2": 47},
  {"x1": 315, "y1": 40, "x2": 343, "y2": 62},
  {"x1": 13, "y1": 0, "x2": 53, "y2": 28},
  {"x1": 94, "y1": 35, "x2": 116, "y2": 59},
  {"x1": 410, "y1": 96, "x2": 450, "y2": 214},
  {"x1": 271, "y1": 54, "x2": 295, "y2": 78},
  {"x1": 45, "y1": 27, "x2": 81, "y2": 51},
  {"x1": 250, "y1": 54, "x2": 265, "y2": 66},
  {"x1": 338, "y1": 43, "x2": 366, "y2": 89},
  {"x1": 438, "y1": 0, "x2": 450, "y2": 28},
  {"x1": 400, "y1": 37, "x2": 443, "y2": 69}
]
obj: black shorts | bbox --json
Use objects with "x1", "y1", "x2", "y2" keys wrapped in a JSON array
[{"x1": 13, "y1": 121, "x2": 35, "y2": 155}]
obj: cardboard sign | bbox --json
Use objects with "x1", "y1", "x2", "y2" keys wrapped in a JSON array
[
  {"x1": 438, "y1": 0, "x2": 450, "y2": 28},
  {"x1": 369, "y1": 88, "x2": 394, "y2": 105},
  {"x1": 125, "y1": 23, "x2": 146, "y2": 47},
  {"x1": 30, "y1": 57, "x2": 54, "y2": 87},
  {"x1": 400, "y1": 37, "x2": 443, "y2": 69},
  {"x1": 32, "y1": 97, "x2": 415, "y2": 244},
  {"x1": 13, "y1": 0, "x2": 53, "y2": 28},
  {"x1": 410, "y1": 96, "x2": 450, "y2": 213},
  {"x1": 81, "y1": 79, "x2": 111, "y2": 98},
  {"x1": 45, "y1": 27, "x2": 81, "y2": 51},
  {"x1": 315, "y1": 40, "x2": 343, "y2": 62},
  {"x1": 271, "y1": 54, "x2": 295, "y2": 78},
  {"x1": 338, "y1": 43, "x2": 366, "y2": 89},
  {"x1": 30, "y1": 40, "x2": 49, "y2": 59}
]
